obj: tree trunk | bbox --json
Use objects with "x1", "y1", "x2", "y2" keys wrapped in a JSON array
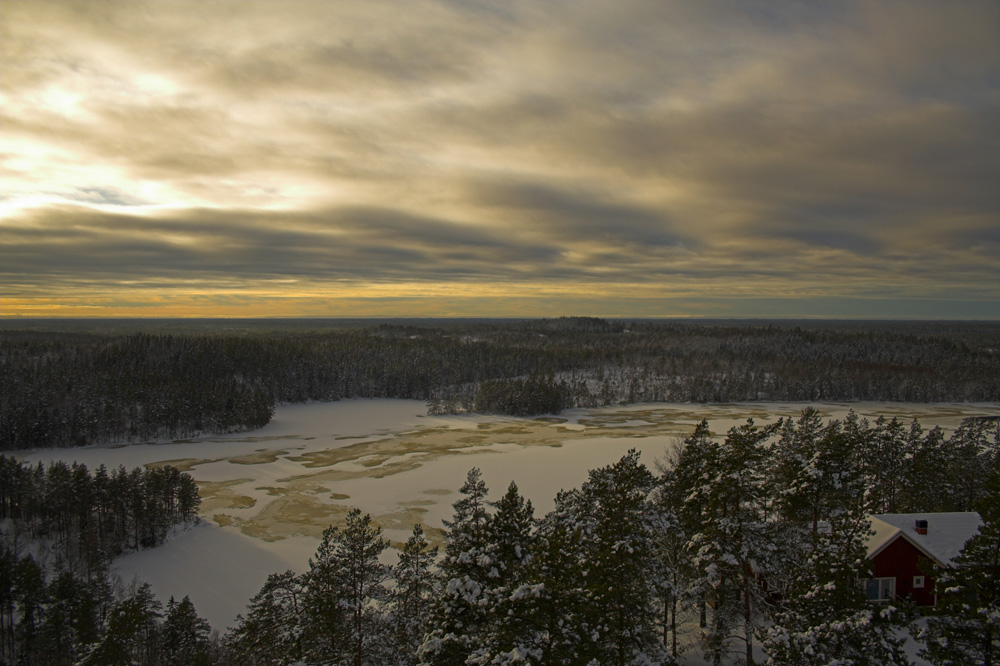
[
  {"x1": 671, "y1": 592, "x2": 678, "y2": 658},
  {"x1": 744, "y1": 582, "x2": 755, "y2": 666}
]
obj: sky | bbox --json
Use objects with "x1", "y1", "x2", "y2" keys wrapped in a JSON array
[{"x1": 2, "y1": 0, "x2": 998, "y2": 319}]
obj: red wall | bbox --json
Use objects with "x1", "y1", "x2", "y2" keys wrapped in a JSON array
[{"x1": 870, "y1": 536, "x2": 937, "y2": 606}]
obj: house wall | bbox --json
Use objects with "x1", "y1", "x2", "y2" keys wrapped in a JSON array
[{"x1": 870, "y1": 536, "x2": 937, "y2": 606}]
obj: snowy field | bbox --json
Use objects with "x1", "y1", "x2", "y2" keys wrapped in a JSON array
[{"x1": 17, "y1": 399, "x2": 1000, "y2": 639}]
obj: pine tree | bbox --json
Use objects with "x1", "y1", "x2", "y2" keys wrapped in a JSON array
[
  {"x1": 160, "y1": 595, "x2": 212, "y2": 666},
  {"x1": 862, "y1": 416, "x2": 907, "y2": 514},
  {"x1": 302, "y1": 522, "x2": 350, "y2": 664},
  {"x1": 899, "y1": 424, "x2": 950, "y2": 512},
  {"x1": 572, "y1": 450, "x2": 668, "y2": 666},
  {"x1": 339, "y1": 509, "x2": 391, "y2": 666},
  {"x1": 528, "y1": 492, "x2": 593, "y2": 665},
  {"x1": 650, "y1": 467, "x2": 690, "y2": 661},
  {"x1": 762, "y1": 505, "x2": 910, "y2": 666},
  {"x1": 81, "y1": 583, "x2": 162, "y2": 666},
  {"x1": 688, "y1": 419, "x2": 779, "y2": 666},
  {"x1": 389, "y1": 525, "x2": 438, "y2": 665},
  {"x1": 471, "y1": 481, "x2": 538, "y2": 665},
  {"x1": 38, "y1": 570, "x2": 99, "y2": 666},
  {"x1": 671, "y1": 420, "x2": 716, "y2": 634},
  {"x1": 301, "y1": 509, "x2": 389, "y2": 666},
  {"x1": 229, "y1": 570, "x2": 305, "y2": 666},
  {"x1": 920, "y1": 469, "x2": 1000, "y2": 666},
  {"x1": 421, "y1": 468, "x2": 493, "y2": 666},
  {"x1": 12, "y1": 555, "x2": 46, "y2": 664}
]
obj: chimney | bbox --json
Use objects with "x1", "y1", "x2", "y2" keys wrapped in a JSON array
[{"x1": 915, "y1": 519, "x2": 928, "y2": 535}]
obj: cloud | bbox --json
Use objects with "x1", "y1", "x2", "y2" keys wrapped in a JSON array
[{"x1": 1, "y1": 0, "x2": 998, "y2": 317}]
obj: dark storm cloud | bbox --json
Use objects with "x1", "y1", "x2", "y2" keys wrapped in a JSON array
[
  {"x1": 1, "y1": 204, "x2": 578, "y2": 289},
  {"x1": 466, "y1": 180, "x2": 687, "y2": 249}
]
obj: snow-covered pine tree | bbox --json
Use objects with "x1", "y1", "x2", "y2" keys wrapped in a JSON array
[
  {"x1": 529, "y1": 490, "x2": 594, "y2": 666},
  {"x1": 688, "y1": 419, "x2": 779, "y2": 666},
  {"x1": 37, "y1": 570, "x2": 101, "y2": 666},
  {"x1": 867, "y1": 416, "x2": 907, "y2": 514},
  {"x1": 228, "y1": 570, "x2": 305, "y2": 666},
  {"x1": 469, "y1": 481, "x2": 539, "y2": 665},
  {"x1": 651, "y1": 465, "x2": 692, "y2": 662},
  {"x1": 898, "y1": 422, "x2": 948, "y2": 512},
  {"x1": 572, "y1": 449, "x2": 670, "y2": 666},
  {"x1": 340, "y1": 509, "x2": 391, "y2": 666},
  {"x1": 770, "y1": 408, "x2": 824, "y2": 528},
  {"x1": 302, "y1": 522, "x2": 351, "y2": 664},
  {"x1": 947, "y1": 418, "x2": 999, "y2": 512},
  {"x1": 302, "y1": 509, "x2": 390, "y2": 666},
  {"x1": 771, "y1": 410, "x2": 866, "y2": 539},
  {"x1": 420, "y1": 468, "x2": 494, "y2": 666},
  {"x1": 80, "y1": 582, "x2": 162, "y2": 666},
  {"x1": 762, "y1": 504, "x2": 910, "y2": 666},
  {"x1": 671, "y1": 420, "x2": 716, "y2": 634},
  {"x1": 389, "y1": 525, "x2": 438, "y2": 666},
  {"x1": 920, "y1": 469, "x2": 1000, "y2": 666}
]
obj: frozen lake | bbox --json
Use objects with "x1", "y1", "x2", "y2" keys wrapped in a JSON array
[{"x1": 18, "y1": 399, "x2": 1000, "y2": 632}]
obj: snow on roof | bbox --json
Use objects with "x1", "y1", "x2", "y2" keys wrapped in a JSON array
[{"x1": 867, "y1": 512, "x2": 983, "y2": 566}]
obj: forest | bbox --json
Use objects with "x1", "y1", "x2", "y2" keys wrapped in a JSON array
[
  {"x1": 1, "y1": 318, "x2": 998, "y2": 664},
  {"x1": 1, "y1": 409, "x2": 995, "y2": 665},
  {"x1": 2, "y1": 318, "x2": 998, "y2": 449},
  {"x1": 0, "y1": 459, "x2": 202, "y2": 665}
]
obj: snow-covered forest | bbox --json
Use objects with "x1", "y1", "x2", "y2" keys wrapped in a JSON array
[
  {"x1": 0, "y1": 459, "x2": 201, "y2": 664},
  {"x1": 2, "y1": 409, "x2": 997, "y2": 665},
  {"x1": 222, "y1": 410, "x2": 999, "y2": 666},
  {"x1": 2, "y1": 318, "x2": 998, "y2": 449}
]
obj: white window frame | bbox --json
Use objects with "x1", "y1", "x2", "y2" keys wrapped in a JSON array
[
  {"x1": 913, "y1": 575, "x2": 925, "y2": 589},
  {"x1": 863, "y1": 577, "x2": 896, "y2": 602}
]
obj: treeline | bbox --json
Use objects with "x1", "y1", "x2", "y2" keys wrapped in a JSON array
[
  {"x1": 0, "y1": 458, "x2": 200, "y2": 562},
  {"x1": 0, "y1": 459, "x2": 205, "y2": 665},
  {"x1": 2, "y1": 318, "x2": 999, "y2": 449},
  {"x1": 221, "y1": 411, "x2": 999, "y2": 666}
]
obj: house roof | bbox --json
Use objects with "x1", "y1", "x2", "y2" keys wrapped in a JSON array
[{"x1": 867, "y1": 512, "x2": 983, "y2": 566}]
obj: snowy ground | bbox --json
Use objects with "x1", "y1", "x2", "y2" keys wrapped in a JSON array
[{"x1": 17, "y1": 399, "x2": 999, "y2": 637}]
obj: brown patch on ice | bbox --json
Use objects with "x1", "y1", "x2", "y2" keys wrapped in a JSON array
[
  {"x1": 198, "y1": 478, "x2": 259, "y2": 512},
  {"x1": 146, "y1": 458, "x2": 218, "y2": 472},
  {"x1": 229, "y1": 450, "x2": 289, "y2": 465},
  {"x1": 217, "y1": 494, "x2": 351, "y2": 541}
]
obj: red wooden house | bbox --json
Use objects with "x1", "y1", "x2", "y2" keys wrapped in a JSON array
[{"x1": 864, "y1": 512, "x2": 982, "y2": 606}]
